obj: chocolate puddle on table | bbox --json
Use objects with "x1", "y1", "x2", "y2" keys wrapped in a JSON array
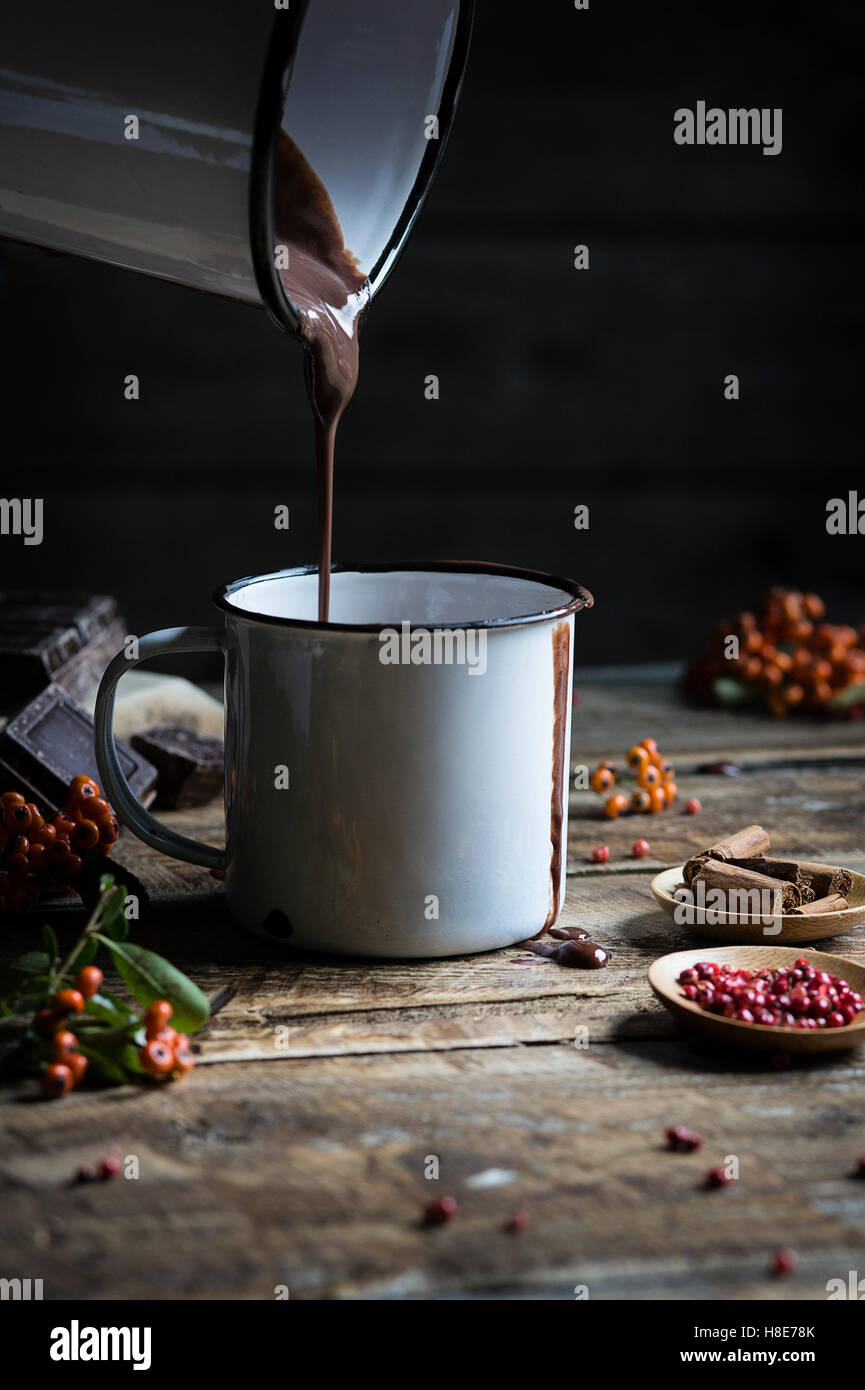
[{"x1": 274, "y1": 132, "x2": 369, "y2": 622}]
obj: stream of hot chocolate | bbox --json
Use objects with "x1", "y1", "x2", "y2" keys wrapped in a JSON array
[{"x1": 274, "y1": 133, "x2": 369, "y2": 621}]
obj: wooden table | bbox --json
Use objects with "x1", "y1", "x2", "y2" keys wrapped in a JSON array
[{"x1": 2, "y1": 668, "x2": 865, "y2": 1300}]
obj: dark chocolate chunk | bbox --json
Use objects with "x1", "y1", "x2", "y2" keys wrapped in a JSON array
[
  {"x1": 0, "y1": 593, "x2": 126, "y2": 711},
  {"x1": 130, "y1": 725, "x2": 223, "y2": 809},
  {"x1": 0, "y1": 684, "x2": 155, "y2": 817}
]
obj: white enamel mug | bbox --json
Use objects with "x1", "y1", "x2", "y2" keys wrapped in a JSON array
[{"x1": 94, "y1": 564, "x2": 593, "y2": 958}]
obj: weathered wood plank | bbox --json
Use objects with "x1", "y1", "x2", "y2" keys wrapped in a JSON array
[
  {"x1": 572, "y1": 674, "x2": 865, "y2": 762},
  {"x1": 2, "y1": 675, "x2": 864, "y2": 1301},
  {"x1": 2, "y1": 1045, "x2": 864, "y2": 1300}
]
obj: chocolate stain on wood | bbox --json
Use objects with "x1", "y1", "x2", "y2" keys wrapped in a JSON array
[{"x1": 544, "y1": 620, "x2": 572, "y2": 929}]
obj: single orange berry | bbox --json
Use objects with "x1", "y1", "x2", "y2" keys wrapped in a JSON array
[
  {"x1": 173, "y1": 1036, "x2": 195, "y2": 1074},
  {"x1": 6, "y1": 851, "x2": 30, "y2": 876},
  {"x1": 42, "y1": 1063, "x2": 74, "y2": 1099},
  {"x1": 69, "y1": 774, "x2": 100, "y2": 800},
  {"x1": 68, "y1": 1053, "x2": 89, "y2": 1086},
  {"x1": 60, "y1": 852, "x2": 83, "y2": 879},
  {"x1": 72, "y1": 818, "x2": 100, "y2": 851},
  {"x1": 53, "y1": 989, "x2": 85, "y2": 1015},
  {"x1": 629, "y1": 789, "x2": 651, "y2": 813},
  {"x1": 25, "y1": 803, "x2": 44, "y2": 831},
  {"x1": 637, "y1": 764, "x2": 661, "y2": 789},
  {"x1": 0, "y1": 791, "x2": 25, "y2": 809},
  {"x1": 148, "y1": 1025, "x2": 178, "y2": 1046},
  {"x1": 743, "y1": 656, "x2": 762, "y2": 681},
  {"x1": 810, "y1": 679, "x2": 833, "y2": 705},
  {"x1": 803, "y1": 593, "x2": 825, "y2": 619},
  {"x1": 76, "y1": 966, "x2": 104, "y2": 998},
  {"x1": 51, "y1": 814, "x2": 77, "y2": 839},
  {"x1": 3, "y1": 801, "x2": 31, "y2": 832},
  {"x1": 34, "y1": 823, "x2": 57, "y2": 845},
  {"x1": 96, "y1": 813, "x2": 120, "y2": 846},
  {"x1": 658, "y1": 759, "x2": 675, "y2": 781},
  {"x1": 139, "y1": 1038, "x2": 175, "y2": 1076},
  {"x1": 589, "y1": 767, "x2": 615, "y2": 794},
  {"x1": 47, "y1": 838, "x2": 71, "y2": 864},
  {"x1": 603, "y1": 793, "x2": 629, "y2": 820},
  {"x1": 664, "y1": 781, "x2": 678, "y2": 803},
  {"x1": 26, "y1": 842, "x2": 48, "y2": 874},
  {"x1": 144, "y1": 1000, "x2": 173, "y2": 1031},
  {"x1": 51, "y1": 1030, "x2": 80, "y2": 1063},
  {"x1": 35, "y1": 1008, "x2": 65, "y2": 1037},
  {"x1": 649, "y1": 785, "x2": 667, "y2": 812},
  {"x1": 626, "y1": 745, "x2": 650, "y2": 770},
  {"x1": 639, "y1": 738, "x2": 658, "y2": 756}
]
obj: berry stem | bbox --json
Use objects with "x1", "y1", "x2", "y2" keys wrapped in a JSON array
[{"x1": 50, "y1": 882, "x2": 117, "y2": 991}]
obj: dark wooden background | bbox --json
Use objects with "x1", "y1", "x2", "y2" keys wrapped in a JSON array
[{"x1": 2, "y1": 0, "x2": 862, "y2": 670}]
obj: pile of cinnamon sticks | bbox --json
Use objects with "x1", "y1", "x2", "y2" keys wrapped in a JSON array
[{"x1": 682, "y1": 824, "x2": 852, "y2": 916}]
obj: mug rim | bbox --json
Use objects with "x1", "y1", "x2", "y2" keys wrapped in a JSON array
[{"x1": 213, "y1": 562, "x2": 594, "y2": 632}]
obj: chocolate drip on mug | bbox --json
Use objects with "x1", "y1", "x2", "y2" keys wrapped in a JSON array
[{"x1": 274, "y1": 133, "x2": 369, "y2": 621}]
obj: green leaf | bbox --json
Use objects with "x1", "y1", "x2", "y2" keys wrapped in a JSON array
[
  {"x1": 9, "y1": 951, "x2": 51, "y2": 975},
  {"x1": 75, "y1": 937, "x2": 99, "y2": 969},
  {"x1": 81, "y1": 992, "x2": 133, "y2": 1025},
  {"x1": 76, "y1": 1041, "x2": 130, "y2": 1085},
  {"x1": 98, "y1": 884, "x2": 129, "y2": 939},
  {"x1": 95, "y1": 937, "x2": 209, "y2": 1034},
  {"x1": 828, "y1": 681, "x2": 865, "y2": 710},
  {"x1": 41, "y1": 925, "x2": 59, "y2": 969},
  {"x1": 712, "y1": 677, "x2": 756, "y2": 707},
  {"x1": 0, "y1": 966, "x2": 31, "y2": 999}
]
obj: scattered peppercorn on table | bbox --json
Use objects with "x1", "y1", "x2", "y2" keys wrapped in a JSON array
[{"x1": 2, "y1": 666, "x2": 865, "y2": 1300}]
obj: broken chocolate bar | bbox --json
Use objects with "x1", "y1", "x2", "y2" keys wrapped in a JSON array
[
  {"x1": 0, "y1": 684, "x2": 155, "y2": 817},
  {"x1": 130, "y1": 726, "x2": 223, "y2": 809},
  {"x1": 0, "y1": 593, "x2": 126, "y2": 711}
]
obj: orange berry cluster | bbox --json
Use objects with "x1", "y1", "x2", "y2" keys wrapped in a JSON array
[
  {"x1": 139, "y1": 1001, "x2": 195, "y2": 1079},
  {"x1": 39, "y1": 965, "x2": 103, "y2": 1098},
  {"x1": 0, "y1": 774, "x2": 120, "y2": 915},
  {"x1": 589, "y1": 739, "x2": 678, "y2": 818},
  {"x1": 686, "y1": 588, "x2": 865, "y2": 718}
]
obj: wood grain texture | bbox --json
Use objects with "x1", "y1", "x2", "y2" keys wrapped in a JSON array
[{"x1": 1, "y1": 677, "x2": 864, "y2": 1299}]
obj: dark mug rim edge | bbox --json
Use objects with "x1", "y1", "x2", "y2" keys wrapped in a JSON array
[{"x1": 213, "y1": 561, "x2": 594, "y2": 632}]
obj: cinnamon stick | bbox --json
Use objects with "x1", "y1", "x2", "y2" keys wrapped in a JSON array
[
  {"x1": 728, "y1": 857, "x2": 815, "y2": 898},
  {"x1": 683, "y1": 854, "x2": 708, "y2": 886},
  {"x1": 795, "y1": 862, "x2": 853, "y2": 898},
  {"x1": 691, "y1": 857, "x2": 800, "y2": 913},
  {"x1": 703, "y1": 824, "x2": 771, "y2": 864},
  {"x1": 790, "y1": 893, "x2": 848, "y2": 916},
  {"x1": 684, "y1": 824, "x2": 771, "y2": 886}
]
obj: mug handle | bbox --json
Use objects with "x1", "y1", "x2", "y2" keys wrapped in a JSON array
[{"x1": 94, "y1": 627, "x2": 227, "y2": 871}]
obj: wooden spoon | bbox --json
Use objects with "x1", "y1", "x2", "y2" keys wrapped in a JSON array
[{"x1": 648, "y1": 945, "x2": 865, "y2": 1053}]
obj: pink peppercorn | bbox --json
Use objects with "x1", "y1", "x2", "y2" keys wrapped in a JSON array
[{"x1": 424, "y1": 1195, "x2": 458, "y2": 1227}]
